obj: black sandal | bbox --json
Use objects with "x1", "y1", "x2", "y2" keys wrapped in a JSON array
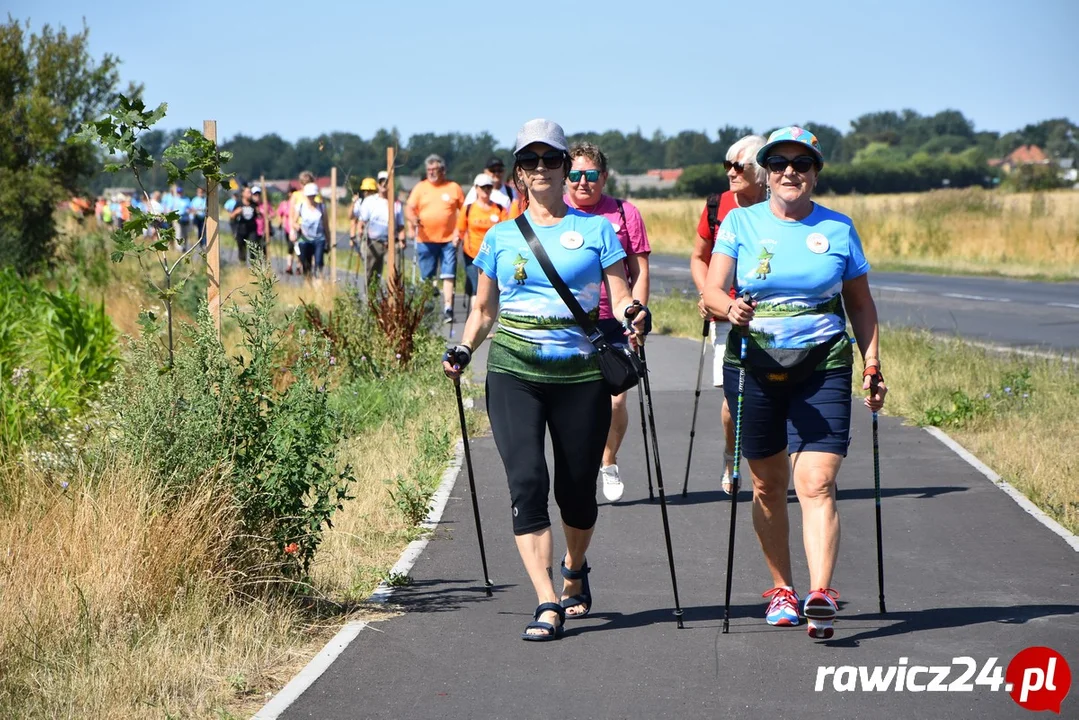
[
  {"x1": 560, "y1": 559, "x2": 592, "y2": 619},
  {"x1": 521, "y1": 602, "x2": 565, "y2": 642}
]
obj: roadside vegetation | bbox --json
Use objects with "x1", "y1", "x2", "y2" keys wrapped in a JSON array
[
  {"x1": 637, "y1": 189, "x2": 1079, "y2": 280},
  {"x1": 650, "y1": 293, "x2": 1078, "y2": 536},
  {"x1": 0, "y1": 94, "x2": 470, "y2": 718}
]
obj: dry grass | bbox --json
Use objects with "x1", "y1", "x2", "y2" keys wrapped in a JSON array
[
  {"x1": 0, "y1": 457, "x2": 309, "y2": 718},
  {"x1": 637, "y1": 189, "x2": 1079, "y2": 279},
  {"x1": 2, "y1": 258, "x2": 468, "y2": 717},
  {"x1": 651, "y1": 293, "x2": 1079, "y2": 534}
]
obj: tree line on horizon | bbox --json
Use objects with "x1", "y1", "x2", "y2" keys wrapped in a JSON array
[
  {"x1": 98, "y1": 111, "x2": 1077, "y2": 198},
  {"x1": 1, "y1": 15, "x2": 1075, "y2": 275}
]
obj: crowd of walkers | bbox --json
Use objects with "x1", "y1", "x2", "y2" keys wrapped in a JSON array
[{"x1": 443, "y1": 118, "x2": 887, "y2": 643}]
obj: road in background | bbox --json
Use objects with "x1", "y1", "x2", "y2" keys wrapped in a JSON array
[{"x1": 647, "y1": 253, "x2": 1079, "y2": 354}]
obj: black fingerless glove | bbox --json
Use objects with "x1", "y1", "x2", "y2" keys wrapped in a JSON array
[
  {"x1": 443, "y1": 344, "x2": 472, "y2": 369},
  {"x1": 623, "y1": 301, "x2": 653, "y2": 336}
]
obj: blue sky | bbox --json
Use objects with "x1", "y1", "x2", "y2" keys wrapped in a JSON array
[{"x1": 9, "y1": 0, "x2": 1078, "y2": 146}]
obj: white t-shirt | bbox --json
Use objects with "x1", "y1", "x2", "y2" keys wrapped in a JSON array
[
  {"x1": 358, "y1": 194, "x2": 404, "y2": 240},
  {"x1": 463, "y1": 185, "x2": 512, "y2": 210}
]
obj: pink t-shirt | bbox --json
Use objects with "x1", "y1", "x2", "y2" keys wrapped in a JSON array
[
  {"x1": 565, "y1": 193, "x2": 650, "y2": 319},
  {"x1": 276, "y1": 200, "x2": 291, "y2": 234}
]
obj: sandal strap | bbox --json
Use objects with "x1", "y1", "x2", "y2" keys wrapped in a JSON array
[
  {"x1": 560, "y1": 559, "x2": 590, "y2": 580},
  {"x1": 561, "y1": 594, "x2": 589, "y2": 609},
  {"x1": 534, "y1": 601, "x2": 566, "y2": 621}
]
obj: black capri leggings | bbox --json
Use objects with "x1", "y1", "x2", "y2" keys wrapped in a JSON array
[{"x1": 486, "y1": 371, "x2": 611, "y2": 536}]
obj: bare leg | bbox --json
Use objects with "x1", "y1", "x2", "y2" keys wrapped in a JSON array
[
  {"x1": 790, "y1": 451, "x2": 843, "y2": 590},
  {"x1": 561, "y1": 523, "x2": 595, "y2": 616},
  {"x1": 441, "y1": 277, "x2": 454, "y2": 309},
  {"x1": 749, "y1": 451, "x2": 794, "y2": 588},
  {"x1": 602, "y1": 392, "x2": 629, "y2": 467},
  {"x1": 514, "y1": 527, "x2": 560, "y2": 635}
]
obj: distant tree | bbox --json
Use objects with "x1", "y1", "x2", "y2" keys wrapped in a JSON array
[
  {"x1": 716, "y1": 125, "x2": 756, "y2": 152},
  {"x1": 675, "y1": 164, "x2": 730, "y2": 196},
  {"x1": 0, "y1": 18, "x2": 120, "y2": 273},
  {"x1": 801, "y1": 122, "x2": 846, "y2": 163}
]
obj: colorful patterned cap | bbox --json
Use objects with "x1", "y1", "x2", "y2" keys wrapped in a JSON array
[{"x1": 756, "y1": 126, "x2": 824, "y2": 167}]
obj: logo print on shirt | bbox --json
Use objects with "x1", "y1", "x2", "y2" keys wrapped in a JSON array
[
  {"x1": 441, "y1": 193, "x2": 451, "y2": 203},
  {"x1": 560, "y1": 231, "x2": 584, "y2": 250},
  {"x1": 490, "y1": 213, "x2": 500, "y2": 223},
  {"x1": 754, "y1": 247, "x2": 775, "y2": 280},
  {"x1": 512, "y1": 253, "x2": 529, "y2": 285},
  {"x1": 807, "y1": 233, "x2": 829, "y2": 254}
]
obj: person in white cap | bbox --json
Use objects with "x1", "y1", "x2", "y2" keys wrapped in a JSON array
[
  {"x1": 442, "y1": 119, "x2": 651, "y2": 642},
  {"x1": 455, "y1": 172, "x2": 507, "y2": 309},
  {"x1": 356, "y1": 170, "x2": 405, "y2": 285},
  {"x1": 291, "y1": 182, "x2": 330, "y2": 278},
  {"x1": 230, "y1": 186, "x2": 263, "y2": 264}
]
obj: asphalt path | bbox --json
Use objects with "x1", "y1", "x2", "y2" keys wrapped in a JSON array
[
  {"x1": 647, "y1": 254, "x2": 1079, "y2": 354},
  {"x1": 279, "y1": 335, "x2": 1078, "y2": 720}
]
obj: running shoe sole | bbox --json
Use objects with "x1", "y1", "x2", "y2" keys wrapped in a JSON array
[{"x1": 803, "y1": 598, "x2": 837, "y2": 639}]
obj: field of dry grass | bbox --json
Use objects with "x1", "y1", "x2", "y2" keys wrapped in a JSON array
[{"x1": 637, "y1": 189, "x2": 1079, "y2": 279}]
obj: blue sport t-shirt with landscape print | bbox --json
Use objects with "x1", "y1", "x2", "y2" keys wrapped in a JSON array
[
  {"x1": 474, "y1": 209, "x2": 626, "y2": 383},
  {"x1": 713, "y1": 201, "x2": 871, "y2": 369}
]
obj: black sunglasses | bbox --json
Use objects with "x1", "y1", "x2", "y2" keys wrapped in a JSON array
[
  {"x1": 516, "y1": 150, "x2": 566, "y2": 171},
  {"x1": 723, "y1": 161, "x2": 747, "y2": 173},
  {"x1": 764, "y1": 155, "x2": 817, "y2": 174}
]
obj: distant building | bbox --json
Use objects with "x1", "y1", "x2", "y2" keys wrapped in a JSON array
[
  {"x1": 1058, "y1": 157, "x2": 1078, "y2": 184},
  {"x1": 991, "y1": 144, "x2": 1051, "y2": 173},
  {"x1": 612, "y1": 168, "x2": 682, "y2": 194}
]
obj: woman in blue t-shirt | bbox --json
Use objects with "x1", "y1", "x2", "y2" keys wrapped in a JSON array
[
  {"x1": 702, "y1": 126, "x2": 888, "y2": 641},
  {"x1": 442, "y1": 119, "x2": 649, "y2": 642}
]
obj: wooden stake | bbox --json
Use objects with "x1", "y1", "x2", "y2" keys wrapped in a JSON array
[
  {"x1": 386, "y1": 147, "x2": 397, "y2": 290},
  {"x1": 203, "y1": 120, "x2": 221, "y2": 335},
  {"x1": 330, "y1": 167, "x2": 338, "y2": 285}
]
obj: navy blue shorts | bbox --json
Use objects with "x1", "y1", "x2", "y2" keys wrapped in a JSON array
[
  {"x1": 722, "y1": 365, "x2": 853, "y2": 459},
  {"x1": 596, "y1": 318, "x2": 629, "y2": 349}
]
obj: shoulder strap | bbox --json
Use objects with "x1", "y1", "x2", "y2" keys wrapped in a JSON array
[
  {"x1": 706, "y1": 193, "x2": 720, "y2": 239},
  {"x1": 615, "y1": 198, "x2": 628, "y2": 230},
  {"x1": 514, "y1": 215, "x2": 600, "y2": 338},
  {"x1": 464, "y1": 203, "x2": 473, "y2": 222}
]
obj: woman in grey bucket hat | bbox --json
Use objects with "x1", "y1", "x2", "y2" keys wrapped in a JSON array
[{"x1": 442, "y1": 118, "x2": 650, "y2": 641}]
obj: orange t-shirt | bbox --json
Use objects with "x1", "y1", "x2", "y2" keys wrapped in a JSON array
[
  {"x1": 508, "y1": 195, "x2": 527, "y2": 220},
  {"x1": 457, "y1": 201, "x2": 507, "y2": 258},
  {"x1": 407, "y1": 180, "x2": 464, "y2": 243}
]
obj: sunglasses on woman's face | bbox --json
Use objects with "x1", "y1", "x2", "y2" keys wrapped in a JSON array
[
  {"x1": 764, "y1": 155, "x2": 817, "y2": 174},
  {"x1": 723, "y1": 161, "x2": 747, "y2": 174},
  {"x1": 516, "y1": 150, "x2": 565, "y2": 171},
  {"x1": 567, "y1": 169, "x2": 601, "y2": 183}
]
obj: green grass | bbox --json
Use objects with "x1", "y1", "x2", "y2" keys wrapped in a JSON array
[{"x1": 651, "y1": 291, "x2": 1079, "y2": 535}]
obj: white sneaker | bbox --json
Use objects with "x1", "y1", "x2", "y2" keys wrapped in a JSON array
[{"x1": 600, "y1": 464, "x2": 624, "y2": 502}]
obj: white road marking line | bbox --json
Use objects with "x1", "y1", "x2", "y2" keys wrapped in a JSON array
[
  {"x1": 924, "y1": 427, "x2": 1079, "y2": 553},
  {"x1": 253, "y1": 429, "x2": 470, "y2": 719},
  {"x1": 1048, "y1": 302, "x2": 1079, "y2": 310},
  {"x1": 941, "y1": 292, "x2": 1011, "y2": 303},
  {"x1": 876, "y1": 285, "x2": 916, "y2": 293}
]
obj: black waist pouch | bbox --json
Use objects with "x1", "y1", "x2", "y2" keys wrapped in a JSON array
[{"x1": 735, "y1": 332, "x2": 846, "y2": 386}]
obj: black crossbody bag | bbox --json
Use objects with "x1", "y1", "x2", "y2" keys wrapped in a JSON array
[{"x1": 514, "y1": 215, "x2": 643, "y2": 396}]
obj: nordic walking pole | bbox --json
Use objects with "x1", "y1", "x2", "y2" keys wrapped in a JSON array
[
  {"x1": 870, "y1": 371, "x2": 887, "y2": 614},
  {"x1": 681, "y1": 317, "x2": 711, "y2": 497},
  {"x1": 723, "y1": 292, "x2": 751, "y2": 634},
  {"x1": 637, "y1": 377, "x2": 655, "y2": 501},
  {"x1": 636, "y1": 337, "x2": 685, "y2": 629},
  {"x1": 449, "y1": 354, "x2": 493, "y2": 597}
]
